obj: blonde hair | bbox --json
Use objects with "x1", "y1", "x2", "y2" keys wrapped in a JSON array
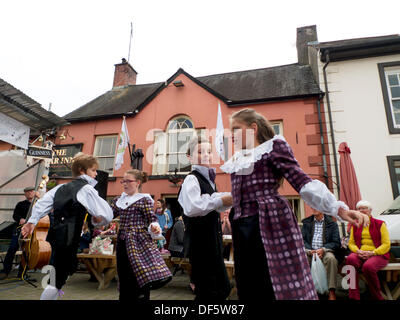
[
  {"x1": 71, "y1": 152, "x2": 99, "y2": 177},
  {"x1": 125, "y1": 169, "x2": 149, "y2": 185},
  {"x1": 230, "y1": 108, "x2": 275, "y2": 144}
]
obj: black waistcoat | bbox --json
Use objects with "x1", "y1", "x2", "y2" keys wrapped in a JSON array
[
  {"x1": 183, "y1": 170, "x2": 223, "y2": 260},
  {"x1": 51, "y1": 178, "x2": 88, "y2": 248}
]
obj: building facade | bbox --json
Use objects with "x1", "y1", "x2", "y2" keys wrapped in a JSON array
[
  {"x1": 313, "y1": 33, "x2": 400, "y2": 214},
  {"x1": 55, "y1": 59, "x2": 332, "y2": 221}
]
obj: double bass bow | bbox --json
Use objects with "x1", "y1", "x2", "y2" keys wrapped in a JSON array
[{"x1": 19, "y1": 174, "x2": 52, "y2": 274}]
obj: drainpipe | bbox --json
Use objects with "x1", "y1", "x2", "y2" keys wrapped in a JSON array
[
  {"x1": 316, "y1": 94, "x2": 329, "y2": 187},
  {"x1": 322, "y1": 51, "x2": 341, "y2": 196}
]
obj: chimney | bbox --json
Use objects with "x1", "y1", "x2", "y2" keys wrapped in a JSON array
[
  {"x1": 112, "y1": 58, "x2": 138, "y2": 88},
  {"x1": 297, "y1": 25, "x2": 318, "y2": 65},
  {"x1": 296, "y1": 25, "x2": 320, "y2": 83}
]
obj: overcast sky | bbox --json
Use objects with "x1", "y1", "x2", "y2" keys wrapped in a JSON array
[{"x1": 1, "y1": 0, "x2": 399, "y2": 117}]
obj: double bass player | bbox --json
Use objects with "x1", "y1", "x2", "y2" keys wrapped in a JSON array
[{"x1": 21, "y1": 153, "x2": 113, "y2": 300}]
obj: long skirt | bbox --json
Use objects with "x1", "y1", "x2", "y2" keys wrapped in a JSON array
[{"x1": 231, "y1": 214, "x2": 276, "y2": 301}]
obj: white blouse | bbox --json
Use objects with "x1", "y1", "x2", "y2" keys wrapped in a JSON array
[
  {"x1": 178, "y1": 165, "x2": 231, "y2": 218},
  {"x1": 28, "y1": 175, "x2": 113, "y2": 227},
  {"x1": 220, "y1": 135, "x2": 349, "y2": 221}
]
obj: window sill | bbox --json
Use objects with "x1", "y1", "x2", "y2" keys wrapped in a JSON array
[
  {"x1": 149, "y1": 174, "x2": 188, "y2": 180},
  {"x1": 51, "y1": 176, "x2": 116, "y2": 182}
]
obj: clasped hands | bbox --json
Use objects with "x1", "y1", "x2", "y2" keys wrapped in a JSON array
[{"x1": 357, "y1": 249, "x2": 375, "y2": 260}]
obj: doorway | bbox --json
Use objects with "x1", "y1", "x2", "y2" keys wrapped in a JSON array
[{"x1": 164, "y1": 195, "x2": 180, "y2": 222}]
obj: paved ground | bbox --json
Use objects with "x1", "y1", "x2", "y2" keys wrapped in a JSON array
[
  {"x1": 0, "y1": 262, "x2": 357, "y2": 301},
  {"x1": 0, "y1": 264, "x2": 239, "y2": 300}
]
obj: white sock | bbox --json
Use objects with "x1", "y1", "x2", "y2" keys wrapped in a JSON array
[{"x1": 40, "y1": 285, "x2": 59, "y2": 300}]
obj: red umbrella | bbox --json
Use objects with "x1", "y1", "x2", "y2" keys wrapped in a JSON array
[{"x1": 338, "y1": 142, "x2": 362, "y2": 233}]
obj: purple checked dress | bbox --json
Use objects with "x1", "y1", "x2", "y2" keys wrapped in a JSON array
[
  {"x1": 221, "y1": 135, "x2": 346, "y2": 300},
  {"x1": 111, "y1": 196, "x2": 172, "y2": 288}
]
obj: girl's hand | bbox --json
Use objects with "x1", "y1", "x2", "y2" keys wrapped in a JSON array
[
  {"x1": 151, "y1": 225, "x2": 161, "y2": 234},
  {"x1": 338, "y1": 208, "x2": 369, "y2": 228}
]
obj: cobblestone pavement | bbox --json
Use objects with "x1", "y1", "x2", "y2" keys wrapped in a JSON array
[
  {"x1": 0, "y1": 264, "x2": 354, "y2": 301},
  {"x1": 0, "y1": 266, "x2": 238, "y2": 300}
]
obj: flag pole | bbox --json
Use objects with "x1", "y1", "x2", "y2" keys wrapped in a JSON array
[
  {"x1": 128, "y1": 22, "x2": 133, "y2": 63},
  {"x1": 123, "y1": 115, "x2": 133, "y2": 168}
]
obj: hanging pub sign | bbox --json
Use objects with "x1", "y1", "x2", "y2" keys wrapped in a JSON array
[
  {"x1": 26, "y1": 145, "x2": 53, "y2": 167},
  {"x1": 49, "y1": 143, "x2": 83, "y2": 177}
]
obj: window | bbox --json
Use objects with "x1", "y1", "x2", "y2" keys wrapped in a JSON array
[
  {"x1": 152, "y1": 116, "x2": 195, "y2": 175},
  {"x1": 270, "y1": 121, "x2": 283, "y2": 136},
  {"x1": 167, "y1": 117, "x2": 195, "y2": 173},
  {"x1": 93, "y1": 135, "x2": 118, "y2": 175},
  {"x1": 378, "y1": 62, "x2": 400, "y2": 134},
  {"x1": 387, "y1": 155, "x2": 400, "y2": 199},
  {"x1": 285, "y1": 196, "x2": 305, "y2": 222}
]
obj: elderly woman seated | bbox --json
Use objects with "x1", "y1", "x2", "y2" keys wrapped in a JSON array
[{"x1": 345, "y1": 200, "x2": 391, "y2": 300}]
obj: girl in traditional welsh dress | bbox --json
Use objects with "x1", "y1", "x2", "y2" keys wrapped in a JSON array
[
  {"x1": 111, "y1": 169, "x2": 172, "y2": 301},
  {"x1": 220, "y1": 108, "x2": 368, "y2": 300}
]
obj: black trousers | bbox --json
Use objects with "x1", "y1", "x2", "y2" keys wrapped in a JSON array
[
  {"x1": 2, "y1": 227, "x2": 21, "y2": 275},
  {"x1": 53, "y1": 244, "x2": 79, "y2": 289},
  {"x1": 231, "y1": 214, "x2": 276, "y2": 301},
  {"x1": 189, "y1": 243, "x2": 231, "y2": 301},
  {"x1": 116, "y1": 238, "x2": 150, "y2": 301}
]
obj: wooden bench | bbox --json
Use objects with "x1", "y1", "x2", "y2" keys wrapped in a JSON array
[
  {"x1": 356, "y1": 262, "x2": 400, "y2": 300},
  {"x1": 224, "y1": 260, "x2": 235, "y2": 280},
  {"x1": 160, "y1": 252, "x2": 173, "y2": 269},
  {"x1": 379, "y1": 262, "x2": 400, "y2": 300},
  {"x1": 170, "y1": 257, "x2": 192, "y2": 275},
  {"x1": 77, "y1": 253, "x2": 116, "y2": 290}
]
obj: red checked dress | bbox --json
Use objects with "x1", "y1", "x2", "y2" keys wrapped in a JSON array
[{"x1": 111, "y1": 195, "x2": 172, "y2": 288}]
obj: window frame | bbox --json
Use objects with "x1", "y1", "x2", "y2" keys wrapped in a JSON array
[
  {"x1": 166, "y1": 117, "x2": 195, "y2": 174},
  {"x1": 93, "y1": 135, "x2": 118, "y2": 176},
  {"x1": 284, "y1": 196, "x2": 305, "y2": 223},
  {"x1": 270, "y1": 121, "x2": 283, "y2": 136},
  {"x1": 378, "y1": 61, "x2": 400, "y2": 134},
  {"x1": 387, "y1": 155, "x2": 400, "y2": 199}
]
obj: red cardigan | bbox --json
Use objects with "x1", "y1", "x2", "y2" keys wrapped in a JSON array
[{"x1": 352, "y1": 216, "x2": 390, "y2": 260}]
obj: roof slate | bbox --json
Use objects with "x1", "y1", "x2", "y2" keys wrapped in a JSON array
[
  {"x1": 64, "y1": 63, "x2": 321, "y2": 122},
  {"x1": 0, "y1": 77, "x2": 69, "y2": 133}
]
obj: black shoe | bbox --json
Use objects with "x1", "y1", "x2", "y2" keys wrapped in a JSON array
[{"x1": 147, "y1": 276, "x2": 172, "y2": 290}]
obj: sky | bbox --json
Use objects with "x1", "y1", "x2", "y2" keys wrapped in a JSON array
[{"x1": 1, "y1": 0, "x2": 400, "y2": 117}]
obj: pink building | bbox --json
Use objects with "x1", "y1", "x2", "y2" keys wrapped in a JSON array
[{"x1": 53, "y1": 26, "x2": 332, "y2": 221}]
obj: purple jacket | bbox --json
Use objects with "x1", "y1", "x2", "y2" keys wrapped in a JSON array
[{"x1": 222, "y1": 137, "x2": 318, "y2": 300}]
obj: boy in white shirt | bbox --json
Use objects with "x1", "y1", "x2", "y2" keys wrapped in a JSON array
[
  {"x1": 178, "y1": 135, "x2": 233, "y2": 300},
  {"x1": 21, "y1": 153, "x2": 113, "y2": 300}
]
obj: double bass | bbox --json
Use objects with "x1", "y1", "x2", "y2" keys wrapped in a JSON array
[{"x1": 19, "y1": 175, "x2": 52, "y2": 273}]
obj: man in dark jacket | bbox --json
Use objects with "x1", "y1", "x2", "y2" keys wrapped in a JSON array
[
  {"x1": 301, "y1": 209, "x2": 341, "y2": 300},
  {"x1": 0, "y1": 186, "x2": 38, "y2": 280}
]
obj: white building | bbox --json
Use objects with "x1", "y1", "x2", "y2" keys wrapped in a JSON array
[{"x1": 312, "y1": 32, "x2": 400, "y2": 215}]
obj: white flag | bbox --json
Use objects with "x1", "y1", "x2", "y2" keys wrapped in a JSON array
[
  {"x1": 216, "y1": 101, "x2": 225, "y2": 161},
  {"x1": 114, "y1": 116, "x2": 130, "y2": 170}
]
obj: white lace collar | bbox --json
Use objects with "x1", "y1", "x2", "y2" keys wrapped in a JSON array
[
  {"x1": 116, "y1": 192, "x2": 154, "y2": 209},
  {"x1": 220, "y1": 135, "x2": 286, "y2": 174}
]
